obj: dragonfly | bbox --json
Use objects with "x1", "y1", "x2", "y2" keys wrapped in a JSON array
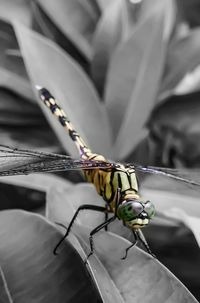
[{"x1": 1, "y1": 87, "x2": 200, "y2": 259}]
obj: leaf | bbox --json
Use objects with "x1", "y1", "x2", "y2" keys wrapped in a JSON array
[
  {"x1": 105, "y1": 10, "x2": 166, "y2": 159},
  {"x1": 143, "y1": 220, "x2": 200, "y2": 302},
  {"x1": 0, "y1": 210, "x2": 103, "y2": 303},
  {"x1": 90, "y1": 232, "x2": 198, "y2": 303},
  {"x1": 141, "y1": 172, "x2": 200, "y2": 247},
  {"x1": 141, "y1": 0, "x2": 176, "y2": 41},
  {"x1": 0, "y1": 87, "x2": 40, "y2": 125},
  {"x1": 13, "y1": 22, "x2": 112, "y2": 158},
  {"x1": 147, "y1": 91, "x2": 200, "y2": 167},
  {"x1": 96, "y1": 0, "x2": 116, "y2": 11},
  {"x1": 0, "y1": 88, "x2": 60, "y2": 151},
  {"x1": 141, "y1": 174, "x2": 200, "y2": 217},
  {"x1": 0, "y1": 173, "x2": 71, "y2": 192},
  {"x1": 174, "y1": 65, "x2": 200, "y2": 95},
  {"x1": 35, "y1": 0, "x2": 100, "y2": 61},
  {"x1": 160, "y1": 28, "x2": 200, "y2": 97},
  {"x1": 166, "y1": 208, "x2": 200, "y2": 247},
  {"x1": 91, "y1": 0, "x2": 130, "y2": 94},
  {"x1": 0, "y1": 19, "x2": 33, "y2": 100},
  {"x1": 0, "y1": 68, "x2": 33, "y2": 101},
  {"x1": 0, "y1": 0, "x2": 32, "y2": 27},
  {"x1": 46, "y1": 183, "x2": 198, "y2": 303},
  {"x1": 0, "y1": 267, "x2": 13, "y2": 303}
]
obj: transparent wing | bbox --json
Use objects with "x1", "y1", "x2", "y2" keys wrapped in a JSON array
[
  {"x1": 133, "y1": 165, "x2": 200, "y2": 187},
  {"x1": 0, "y1": 145, "x2": 113, "y2": 176},
  {"x1": 1, "y1": 145, "x2": 200, "y2": 187}
]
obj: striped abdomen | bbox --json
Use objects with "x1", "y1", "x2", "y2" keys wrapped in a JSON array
[{"x1": 39, "y1": 88, "x2": 139, "y2": 207}]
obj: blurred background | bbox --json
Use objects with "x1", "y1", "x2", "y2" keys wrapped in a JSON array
[{"x1": 0, "y1": 0, "x2": 200, "y2": 301}]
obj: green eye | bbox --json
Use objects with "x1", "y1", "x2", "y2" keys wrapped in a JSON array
[
  {"x1": 117, "y1": 201, "x2": 143, "y2": 221},
  {"x1": 144, "y1": 201, "x2": 155, "y2": 218},
  {"x1": 130, "y1": 201, "x2": 143, "y2": 217}
]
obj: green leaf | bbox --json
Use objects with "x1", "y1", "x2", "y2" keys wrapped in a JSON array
[
  {"x1": 13, "y1": 22, "x2": 112, "y2": 158},
  {"x1": 0, "y1": 210, "x2": 103, "y2": 302}
]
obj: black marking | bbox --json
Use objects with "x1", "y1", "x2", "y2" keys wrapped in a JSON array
[
  {"x1": 40, "y1": 88, "x2": 53, "y2": 100},
  {"x1": 50, "y1": 103, "x2": 59, "y2": 113},
  {"x1": 127, "y1": 173, "x2": 132, "y2": 188},
  {"x1": 88, "y1": 154, "x2": 97, "y2": 160},
  {"x1": 68, "y1": 129, "x2": 79, "y2": 141},
  {"x1": 117, "y1": 172, "x2": 122, "y2": 189},
  {"x1": 58, "y1": 115, "x2": 68, "y2": 126},
  {"x1": 107, "y1": 169, "x2": 115, "y2": 203}
]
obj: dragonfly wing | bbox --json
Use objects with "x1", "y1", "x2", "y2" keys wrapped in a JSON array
[
  {"x1": 133, "y1": 165, "x2": 200, "y2": 186},
  {"x1": 0, "y1": 145, "x2": 114, "y2": 176}
]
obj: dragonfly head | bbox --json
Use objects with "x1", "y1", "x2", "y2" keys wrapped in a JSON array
[{"x1": 117, "y1": 197, "x2": 155, "y2": 229}]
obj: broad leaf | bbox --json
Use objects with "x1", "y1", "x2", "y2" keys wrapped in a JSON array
[
  {"x1": 0, "y1": 210, "x2": 103, "y2": 302},
  {"x1": 46, "y1": 183, "x2": 198, "y2": 303},
  {"x1": 13, "y1": 22, "x2": 112, "y2": 158},
  {"x1": 0, "y1": 267, "x2": 12, "y2": 303}
]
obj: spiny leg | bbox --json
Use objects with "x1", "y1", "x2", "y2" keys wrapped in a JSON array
[
  {"x1": 54, "y1": 204, "x2": 107, "y2": 255},
  {"x1": 121, "y1": 229, "x2": 156, "y2": 260},
  {"x1": 104, "y1": 205, "x2": 109, "y2": 231},
  {"x1": 86, "y1": 216, "x2": 116, "y2": 260},
  {"x1": 121, "y1": 230, "x2": 138, "y2": 260},
  {"x1": 137, "y1": 229, "x2": 156, "y2": 258}
]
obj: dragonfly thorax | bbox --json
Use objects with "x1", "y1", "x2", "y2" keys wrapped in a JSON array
[{"x1": 117, "y1": 195, "x2": 155, "y2": 229}]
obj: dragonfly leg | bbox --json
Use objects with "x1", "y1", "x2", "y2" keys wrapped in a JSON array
[
  {"x1": 86, "y1": 216, "x2": 116, "y2": 260},
  {"x1": 104, "y1": 209, "x2": 108, "y2": 231},
  {"x1": 121, "y1": 230, "x2": 138, "y2": 260},
  {"x1": 53, "y1": 204, "x2": 107, "y2": 255},
  {"x1": 104, "y1": 188, "x2": 121, "y2": 231},
  {"x1": 137, "y1": 229, "x2": 156, "y2": 258}
]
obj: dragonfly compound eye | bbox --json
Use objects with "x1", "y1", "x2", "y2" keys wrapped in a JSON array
[
  {"x1": 144, "y1": 201, "x2": 156, "y2": 219},
  {"x1": 117, "y1": 200, "x2": 144, "y2": 221}
]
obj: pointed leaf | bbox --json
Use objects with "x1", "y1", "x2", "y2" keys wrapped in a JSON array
[
  {"x1": 0, "y1": 0, "x2": 32, "y2": 26},
  {"x1": 91, "y1": 0, "x2": 129, "y2": 94},
  {"x1": 160, "y1": 28, "x2": 200, "y2": 97},
  {"x1": 13, "y1": 22, "x2": 112, "y2": 158},
  {"x1": 109, "y1": 12, "x2": 166, "y2": 159},
  {"x1": 36, "y1": 0, "x2": 100, "y2": 61},
  {"x1": 141, "y1": 0, "x2": 176, "y2": 41}
]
